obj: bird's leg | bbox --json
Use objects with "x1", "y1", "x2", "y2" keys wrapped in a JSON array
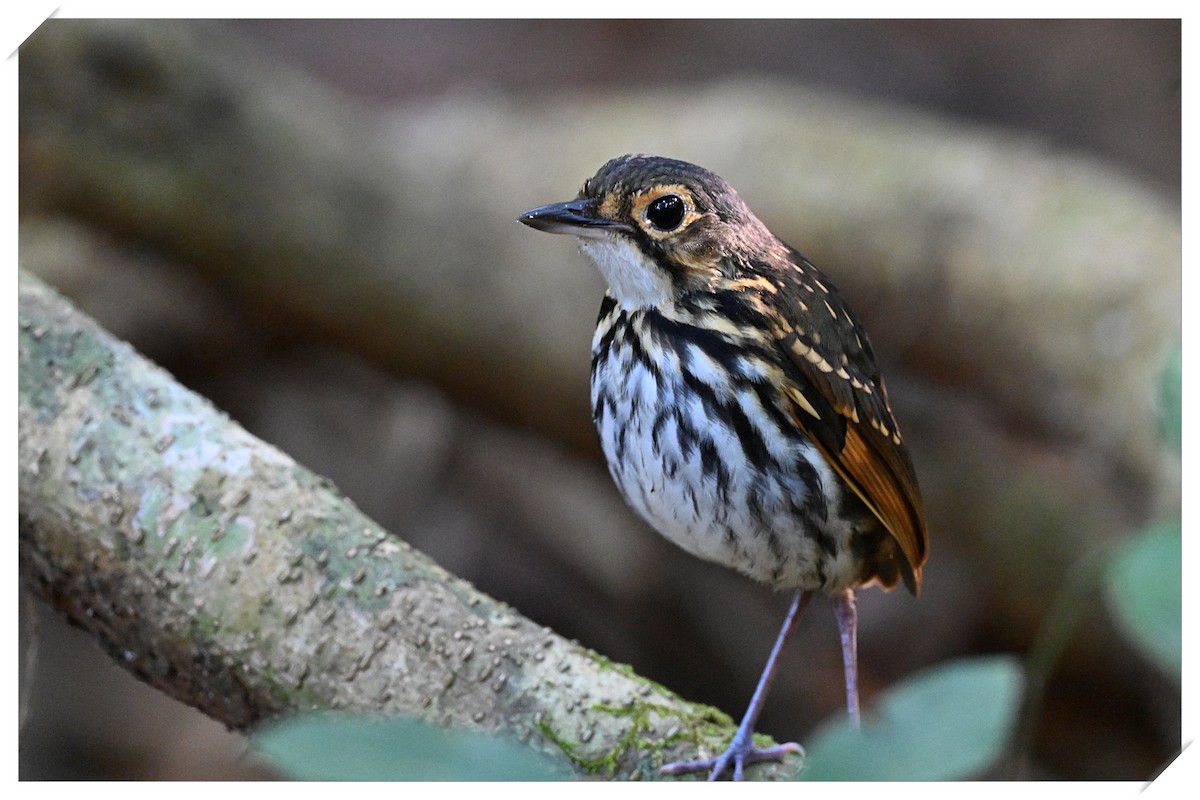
[
  {"x1": 660, "y1": 590, "x2": 811, "y2": 781},
  {"x1": 832, "y1": 588, "x2": 861, "y2": 728}
]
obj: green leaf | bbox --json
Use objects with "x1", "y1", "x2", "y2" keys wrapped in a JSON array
[
  {"x1": 799, "y1": 655, "x2": 1024, "y2": 781},
  {"x1": 1160, "y1": 346, "x2": 1181, "y2": 456},
  {"x1": 1106, "y1": 521, "x2": 1182, "y2": 680},
  {"x1": 252, "y1": 713, "x2": 569, "y2": 781}
]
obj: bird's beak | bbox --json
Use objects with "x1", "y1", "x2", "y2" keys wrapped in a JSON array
[{"x1": 518, "y1": 199, "x2": 631, "y2": 237}]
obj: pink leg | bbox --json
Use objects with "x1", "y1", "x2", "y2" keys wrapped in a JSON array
[
  {"x1": 832, "y1": 588, "x2": 861, "y2": 727},
  {"x1": 661, "y1": 590, "x2": 811, "y2": 780}
]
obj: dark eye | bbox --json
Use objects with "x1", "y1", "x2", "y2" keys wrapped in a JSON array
[{"x1": 646, "y1": 194, "x2": 686, "y2": 231}]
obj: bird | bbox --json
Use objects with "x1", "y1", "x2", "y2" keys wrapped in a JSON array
[{"x1": 518, "y1": 154, "x2": 928, "y2": 780}]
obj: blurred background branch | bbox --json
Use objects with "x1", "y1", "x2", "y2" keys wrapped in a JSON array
[{"x1": 18, "y1": 18, "x2": 1179, "y2": 779}]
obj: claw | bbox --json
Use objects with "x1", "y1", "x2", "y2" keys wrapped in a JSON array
[
  {"x1": 659, "y1": 591, "x2": 813, "y2": 781},
  {"x1": 661, "y1": 737, "x2": 803, "y2": 781}
]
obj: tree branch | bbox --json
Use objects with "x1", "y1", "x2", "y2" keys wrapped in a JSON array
[{"x1": 17, "y1": 270, "x2": 799, "y2": 780}]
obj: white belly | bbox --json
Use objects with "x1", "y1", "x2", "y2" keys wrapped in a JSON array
[{"x1": 590, "y1": 315, "x2": 863, "y2": 592}]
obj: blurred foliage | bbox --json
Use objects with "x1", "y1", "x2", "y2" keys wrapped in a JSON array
[
  {"x1": 799, "y1": 655, "x2": 1023, "y2": 781},
  {"x1": 1102, "y1": 344, "x2": 1182, "y2": 680},
  {"x1": 1011, "y1": 347, "x2": 1183, "y2": 774},
  {"x1": 252, "y1": 713, "x2": 569, "y2": 781},
  {"x1": 1106, "y1": 521, "x2": 1182, "y2": 680},
  {"x1": 1159, "y1": 346, "x2": 1182, "y2": 457}
]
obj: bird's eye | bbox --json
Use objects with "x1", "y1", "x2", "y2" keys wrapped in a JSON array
[{"x1": 645, "y1": 194, "x2": 686, "y2": 231}]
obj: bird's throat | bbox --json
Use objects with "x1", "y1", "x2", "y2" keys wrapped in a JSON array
[{"x1": 579, "y1": 236, "x2": 675, "y2": 311}]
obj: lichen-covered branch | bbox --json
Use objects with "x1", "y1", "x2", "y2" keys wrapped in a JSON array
[{"x1": 17, "y1": 270, "x2": 799, "y2": 780}]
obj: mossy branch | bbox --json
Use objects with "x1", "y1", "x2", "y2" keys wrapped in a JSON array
[{"x1": 17, "y1": 270, "x2": 800, "y2": 781}]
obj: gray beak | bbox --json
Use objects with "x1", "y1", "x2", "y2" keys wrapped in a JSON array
[{"x1": 518, "y1": 199, "x2": 632, "y2": 236}]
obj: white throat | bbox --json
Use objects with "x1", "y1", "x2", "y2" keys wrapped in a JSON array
[{"x1": 578, "y1": 236, "x2": 674, "y2": 310}]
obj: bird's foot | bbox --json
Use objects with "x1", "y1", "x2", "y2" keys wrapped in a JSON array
[{"x1": 660, "y1": 732, "x2": 803, "y2": 781}]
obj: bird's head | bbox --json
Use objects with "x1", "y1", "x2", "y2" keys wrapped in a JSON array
[{"x1": 519, "y1": 154, "x2": 780, "y2": 309}]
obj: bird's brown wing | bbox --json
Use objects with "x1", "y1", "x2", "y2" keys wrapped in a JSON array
[{"x1": 766, "y1": 254, "x2": 929, "y2": 594}]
